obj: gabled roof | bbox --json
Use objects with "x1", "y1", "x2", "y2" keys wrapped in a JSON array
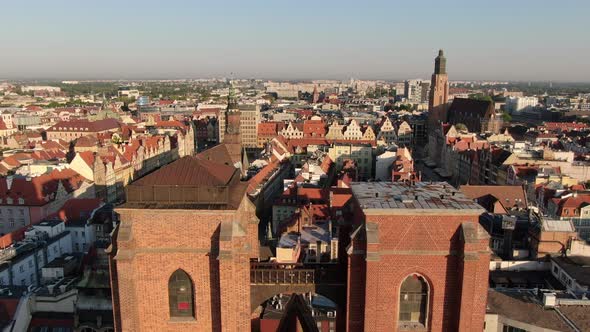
[
  {"x1": 0, "y1": 169, "x2": 86, "y2": 206},
  {"x1": 258, "y1": 122, "x2": 279, "y2": 135},
  {"x1": 47, "y1": 118, "x2": 120, "y2": 132},
  {"x1": 197, "y1": 144, "x2": 235, "y2": 166},
  {"x1": 154, "y1": 120, "x2": 185, "y2": 128},
  {"x1": 75, "y1": 135, "x2": 99, "y2": 148},
  {"x1": 77, "y1": 151, "x2": 95, "y2": 168},
  {"x1": 247, "y1": 159, "x2": 280, "y2": 194},
  {"x1": 132, "y1": 155, "x2": 237, "y2": 187},
  {"x1": 460, "y1": 185, "x2": 527, "y2": 211},
  {"x1": 52, "y1": 198, "x2": 104, "y2": 223},
  {"x1": 448, "y1": 98, "x2": 493, "y2": 118}
]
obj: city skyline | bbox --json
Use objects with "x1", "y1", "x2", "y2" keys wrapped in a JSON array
[{"x1": 1, "y1": 0, "x2": 589, "y2": 81}]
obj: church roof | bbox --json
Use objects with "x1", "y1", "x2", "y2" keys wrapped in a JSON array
[
  {"x1": 197, "y1": 144, "x2": 235, "y2": 166},
  {"x1": 122, "y1": 155, "x2": 247, "y2": 210},
  {"x1": 133, "y1": 155, "x2": 237, "y2": 187},
  {"x1": 448, "y1": 98, "x2": 493, "y2": 118}
]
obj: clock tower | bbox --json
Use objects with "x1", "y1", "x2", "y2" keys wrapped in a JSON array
[
  {"x1": 428, "y1": 49, "x2": 450, "y2": 125},
  {"x1": 223, "y1": 81, "x2": 243, "y2": 165}
]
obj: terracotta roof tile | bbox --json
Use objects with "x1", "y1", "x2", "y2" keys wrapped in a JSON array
[{"x1": 460, "y1": 185, "x2": 527, "y2": 211}]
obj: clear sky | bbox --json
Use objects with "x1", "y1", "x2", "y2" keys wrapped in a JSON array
[{"x1": 1, "y1": 0, "x2": 589, "y2": 81}]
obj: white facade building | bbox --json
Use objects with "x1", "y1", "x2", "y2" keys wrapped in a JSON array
[
  {"x1": 376, "y1": 151, "x2": 397, "y2": 181},
  {"x1": 0, "y1": 220, "x2": 73, "y2": 287},
  {"x1": 505, "y1": 96, "x2": 538, "y2": 114}
]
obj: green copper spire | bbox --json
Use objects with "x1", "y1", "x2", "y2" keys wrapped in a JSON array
[{"x1": 434, "y1": 49, "x2": 446, "y2": 75}]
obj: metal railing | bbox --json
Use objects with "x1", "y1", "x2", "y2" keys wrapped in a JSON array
[{"x1": 250, "y1": 262, "x2": 344, "y2": 285}]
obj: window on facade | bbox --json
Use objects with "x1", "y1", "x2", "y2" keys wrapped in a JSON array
[
  {"x1": 19, "y1": 265, "x2": 24, "y2": 273},
  {"x1": 168, "y1": 269, "x2": 194, "y2": 318},
  {"x1": 399, "y1": 275, "x2": 428, "y2": 325}
]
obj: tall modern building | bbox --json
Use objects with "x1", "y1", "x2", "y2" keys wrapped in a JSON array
[
  {"x1": 404, "y1": 79, "x2": 424, "y2": 104},
  {"x1": 505, "y1": 96, "x2": 538, "y2": 114},
  {"x1": 428, "y1": 50, "x2": 450, "y2": 124}
]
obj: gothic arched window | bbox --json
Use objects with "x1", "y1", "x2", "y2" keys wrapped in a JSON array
[
  {"x1": 399, "y1": 274, "x2": 428, "y2": 325},
  {"x1": 169, "y1": 269, "x2": 194, "y2": 318}
]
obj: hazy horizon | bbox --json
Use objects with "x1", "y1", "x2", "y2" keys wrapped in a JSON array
[{"x1": 1, "y1": 0, "x2": 589, "y2": 82}]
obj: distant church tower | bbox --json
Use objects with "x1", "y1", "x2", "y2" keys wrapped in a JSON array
[
  {"x1": 223, "y1": 81, "x2": 243, "y2": 165},
  {"x1": 428, "y1": 50, "x2": 450, "y2": 124},
  {"x1": 312, "y1": 85, "x2": 320, "y2": 103}
]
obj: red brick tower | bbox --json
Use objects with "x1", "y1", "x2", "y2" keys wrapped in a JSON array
[
  {"x1": 109, "y1": 156, "x2": 259, "y2": 331},
  {"x1": 428, "y1": 50, "x2": 450, "y2": 125},
  {"x1": 346, "y1": 182, "x2": 490, "y2": 332},
  {"x1": 312, "y1": 85, "x2": 320, "y2": 103}
]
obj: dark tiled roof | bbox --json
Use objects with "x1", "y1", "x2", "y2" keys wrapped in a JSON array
[
  {"x1": 197, "y1": 144, "x2": 234, "y2": 166},
  {"x1": 486, "y1": 289, "x2": 573, "y2": 331},
  {"x1": 448, "y1": 98, "x2": 493, "y2": 118},
  {"x1": 558, "y1": 306, "x2": 590, "y2": 331},
  {"x1": 133, "y1": 155, "x2": 237, "y2": 187},
  {"x1": 552, "y1": 256, "x2": 590, "y2": 287}
]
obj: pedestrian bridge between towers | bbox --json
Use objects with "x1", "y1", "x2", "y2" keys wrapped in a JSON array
[{"x1": 249, "y1": 262, "x2": 347, "y2": 312}]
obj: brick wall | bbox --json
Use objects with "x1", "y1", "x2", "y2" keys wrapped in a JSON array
[
  {"x1": 348, "y1": 210, "x2": 490, "y2": 332},
  {"x1": 111, "y1": 196, "x2": 258, "y2": 332}
]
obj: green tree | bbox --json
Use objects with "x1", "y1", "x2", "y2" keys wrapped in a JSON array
[
  {"x1": 46, "y1": 101, "x2": 62, "y2": 108},
  {"x1": 502, "y1": 112, "x2": 512, "y2": 122},
  {"x1": 469, "y1": 93, "x2": 493, "y2": 102},
  {"x1": 455, "y1": 123, "x2": 468, "y2": 132}
]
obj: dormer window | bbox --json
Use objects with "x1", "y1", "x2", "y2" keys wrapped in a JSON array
[
  {"x1": 6, "y1": 198, "x2": 12, "y2": 205},
  {"x1": 18, "y1": 198, "x2": 24, "y2": 205}
]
